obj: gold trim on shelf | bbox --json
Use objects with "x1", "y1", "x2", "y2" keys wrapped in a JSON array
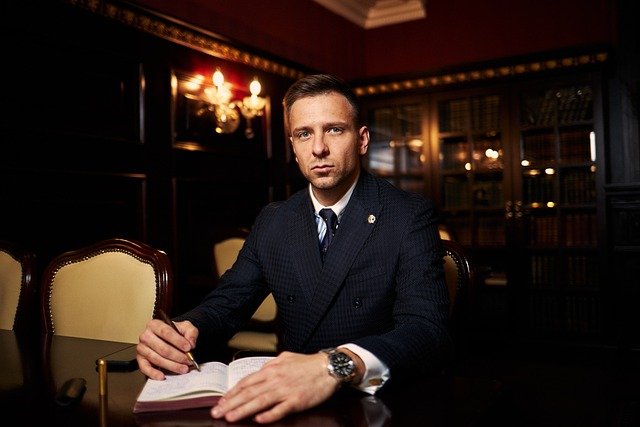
[
  {"x1": 65, "y1": 0, "x2": 306, "y2": 80},
  {"x1": 353, "y1": 52, "x2": 608, "y2": 97}
]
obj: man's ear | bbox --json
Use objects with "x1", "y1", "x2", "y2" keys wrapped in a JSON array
[
  {"x1": 289, "y1": 136, "x2": 299, "y2": 163},
  {"x1": 358, "y1": 126, "x2": 370, "y2": 155}
]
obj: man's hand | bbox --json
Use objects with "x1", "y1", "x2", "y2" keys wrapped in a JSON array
[
  {"x1": 136, "y1": 318, "x2": 199, "y2": 380},
  {"x1": 211, "y1": 351, "x2": 343, "y2": 424}
]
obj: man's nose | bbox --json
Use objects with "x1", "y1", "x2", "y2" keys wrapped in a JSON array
[{"x1": 312, "y1": 135, "x2": 329, "y2": 157}]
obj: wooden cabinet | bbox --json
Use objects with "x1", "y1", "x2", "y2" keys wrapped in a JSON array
[
  {"x1": 513, "y1": 76, "x2": 603, "y2": 340},
  {"x1": 431, "y1": 87, "x2": 511, "y2": 278},
  {"x1": 361, "y1": 71, "x2": 606, "y2": 343}
]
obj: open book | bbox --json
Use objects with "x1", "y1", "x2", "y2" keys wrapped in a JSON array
[{"x1": 133, "y1": 356, "x2": 274, "y2": 413}]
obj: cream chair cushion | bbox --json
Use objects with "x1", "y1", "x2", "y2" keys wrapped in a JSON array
[
  {"x1": 250, "y1": 293, "x2": 277, "y2": 323},
  {"x1": 226, "y1": 330, "x2": 278, "y2": 352},
  {"x1": 215, "y1": 235, "x2": 278, "y2": 352},
  {"x1": 214, "y1": 237, "x2": 246, "y2": 277},
  {"x1": 49, "y1": 251, "x2": 157, "y2": 344},
  {"x1": 0, "y1": 250, "x2": 22, "y2": 330}
]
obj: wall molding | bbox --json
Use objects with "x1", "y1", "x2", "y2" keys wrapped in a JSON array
[
  {"x1": 353, "y1": 52, "x2": 609, "y2": 96},
  {"x1": 65, "y1": 1, "x2": 607, "y2": 96},
  {"x1": 65, "y1": 0, "x2": 307, "y2": 80}
]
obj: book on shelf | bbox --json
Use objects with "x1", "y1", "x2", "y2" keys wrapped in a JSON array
[
  {"x1": 439, "y1": 98, "x2": 468, "y2": 132},
  {"x1": 133, "y1": 356, "x2": 274, "y2": 413}
]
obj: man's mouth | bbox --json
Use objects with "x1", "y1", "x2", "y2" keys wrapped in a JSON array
[{"x1": 312, "y1": 164, "x2": 333, "y2": 173}]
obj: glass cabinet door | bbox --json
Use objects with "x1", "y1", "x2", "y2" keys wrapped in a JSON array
[
  {"x1": 517, "y1": 81, "x2": 601, "y2": 339},
  {"x1": 366, "y1": 103, "x2": 427, "y2": 194},
  {"x1": 434, "y1": 91, "x2": 509, "y2": 286}
]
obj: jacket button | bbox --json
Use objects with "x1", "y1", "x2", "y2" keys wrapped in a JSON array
[
  {"x1": 353, "y1": 297, "x2": 362, "y2": 308},
  {"x1": 287, "y1": 295, "x2": 295, "y2": 303}
]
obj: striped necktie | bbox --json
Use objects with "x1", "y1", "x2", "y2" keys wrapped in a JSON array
[{"x1": 319, "y1": 208, "x2": 338, "y2": 260}]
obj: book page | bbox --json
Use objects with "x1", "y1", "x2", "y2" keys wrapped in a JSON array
[
  {"x1": 227, "y1": 357, "x2": 274, "y2": 389},
  {"x1": 136, "y1": 361, "x2": 229, "y2": 402}
]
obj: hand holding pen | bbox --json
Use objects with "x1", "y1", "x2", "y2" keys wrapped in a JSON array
[{"x1": 156, "y1": 309, "x2": 201, "y2": 372}]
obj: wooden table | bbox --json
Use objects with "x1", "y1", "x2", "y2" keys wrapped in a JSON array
[{"x1": 0, "y1": 329, "x2": 502, "y2": 426}]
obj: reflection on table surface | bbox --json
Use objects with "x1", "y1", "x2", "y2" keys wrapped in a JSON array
[{"x1": 0, "y1": 329, "x2": 501, "y2": 426}]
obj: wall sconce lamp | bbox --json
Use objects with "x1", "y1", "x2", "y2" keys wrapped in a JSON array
[{"x1": 191, "y1": 68, "x2": 267, "y2": 138}]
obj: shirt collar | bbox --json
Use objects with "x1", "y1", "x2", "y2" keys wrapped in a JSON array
[{"x1": 309, "y1": 173, "x2": 358, "y2": 218}]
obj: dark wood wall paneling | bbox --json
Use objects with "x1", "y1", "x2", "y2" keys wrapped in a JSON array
[{"x1": 0, "y1": 1, "x2": 305, "y2": 315}]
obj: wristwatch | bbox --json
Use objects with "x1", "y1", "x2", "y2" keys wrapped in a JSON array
[{"x1": 321, "y1": 347, "x2": 356, "y2": 384}]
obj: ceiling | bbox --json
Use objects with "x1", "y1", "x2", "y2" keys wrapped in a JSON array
[{"x1": 312, "y1": 0, "x2": 427, "y2": 29}]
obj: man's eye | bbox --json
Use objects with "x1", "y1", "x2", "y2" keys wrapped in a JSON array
[
  {"x1": 328, "y1": 127, "x2": 343, "y2": 134},
  {"x1": 296, "y1": 131, "x2": 310, "y2": 140}
]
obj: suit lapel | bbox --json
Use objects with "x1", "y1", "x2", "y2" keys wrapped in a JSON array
[
  {"x1": 290, "y1": 172, "x2": 383, "y2": 351},
  {"x1": 287, "y1": 194, "x2": 323, "y2": 303}
]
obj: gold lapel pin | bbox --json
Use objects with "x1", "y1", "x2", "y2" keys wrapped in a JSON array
[{"x1": 368, "y1": 214, "x2": 376, "y2": 224}]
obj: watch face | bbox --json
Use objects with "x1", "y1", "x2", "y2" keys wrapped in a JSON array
[{"x1": 330, "y1": 352, "x2": 354, "y2": 378}]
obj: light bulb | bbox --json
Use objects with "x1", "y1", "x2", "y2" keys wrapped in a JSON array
[
  {"x1": 213, "y1": 69, "x2": 224, "y2": 87},
  {"x1": 249, "y1": 78, "x2": 262, "y2": 96}
]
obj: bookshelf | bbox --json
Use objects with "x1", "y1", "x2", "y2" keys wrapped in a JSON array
[
  {"x1": 516, "y1": 80, "x2": 602, "y2": 339},
  {"x1": 432, "y1": 88, "x2": 510, "y2": 275},
  {"x1": 430, "y1": 88, "x2": 512, "y2": 339},
  {"x1": 361, "y1": 71, "x2": 605, "y2": 344}
]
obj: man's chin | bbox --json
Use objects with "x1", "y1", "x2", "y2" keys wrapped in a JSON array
[{"x1": 310, "y1": 176, "x2": 337, "y2": 190}]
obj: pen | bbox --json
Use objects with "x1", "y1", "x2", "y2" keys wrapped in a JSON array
[{"x1": 156, "y1": 309, "x2": 201, "y2": 372}]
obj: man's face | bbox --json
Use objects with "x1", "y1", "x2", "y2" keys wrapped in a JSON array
[{"x1": 289, "y1": 92, "x2": 369, "y2": 206}]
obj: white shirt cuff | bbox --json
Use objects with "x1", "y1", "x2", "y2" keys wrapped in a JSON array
[{"x1": 339, "y1": 343, "x2": 390, "y2": 395}]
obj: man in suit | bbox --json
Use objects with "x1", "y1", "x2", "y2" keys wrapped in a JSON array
[{"x1": 136, "y1": 74, "x2": 450, "y2": 423}]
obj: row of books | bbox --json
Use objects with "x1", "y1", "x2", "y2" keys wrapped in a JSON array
[
  {"x1": 528, "y1": 254, "x2": 599, "y2": 287},
  {"x1": 527, "y1": 294, "x2": 601, "y2": 336},
  {"x1": 566, "y1": 254, "x2": 599, "y2": 286},
  {"x1": 528, "y1": 254, "x2": 557, "y2": 286},
  {"x1": 522, "y1": 128, "x2": 593, "y2": 165},
  {"x1": 444, "y1": 173, "x2": 593, "y2": 208},
  {"x1": 522, "y1": 132, "x2": 556, "y2": 162},
  {"x1": 559, "y1": 128, "x2": 593, "y2": 163},
  {"x1": 528, "y1": 213, "x2": 597, "y2": 246},
  {"x1": 561, "y1": 170, "x2": 596, "y2": 204},
  {"x1": 522, "y1": 169, "x2": 596, "y2": 206},
  {"x1": 521, "y1": 85, "x2": 593, "y2": 127},
  {"x1": 438, "y1": 95, "x2": 501, "y2": 133},
  {"x1": 523, "y1": 174, "x2": 554, "y2": 205},
  {"x1": 470, "y1": 95, "x2": 501, "y2": 131},
  {"x1": 529, "y1": 215, "x2": 559, "y2": 244},
  {"x1": 369, "y1": 105, "x2": 422, "y2": 140},
  {"x1": 438, "y1": 98, "x2": 468, "y2": 132},
  {"x1": 564, "y1": 213, "x2": 598, "y2": 247}
]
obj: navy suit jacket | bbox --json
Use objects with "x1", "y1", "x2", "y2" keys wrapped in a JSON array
[{"x1": 181, "y1": 170, "x2": 451, "y2": 378}]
